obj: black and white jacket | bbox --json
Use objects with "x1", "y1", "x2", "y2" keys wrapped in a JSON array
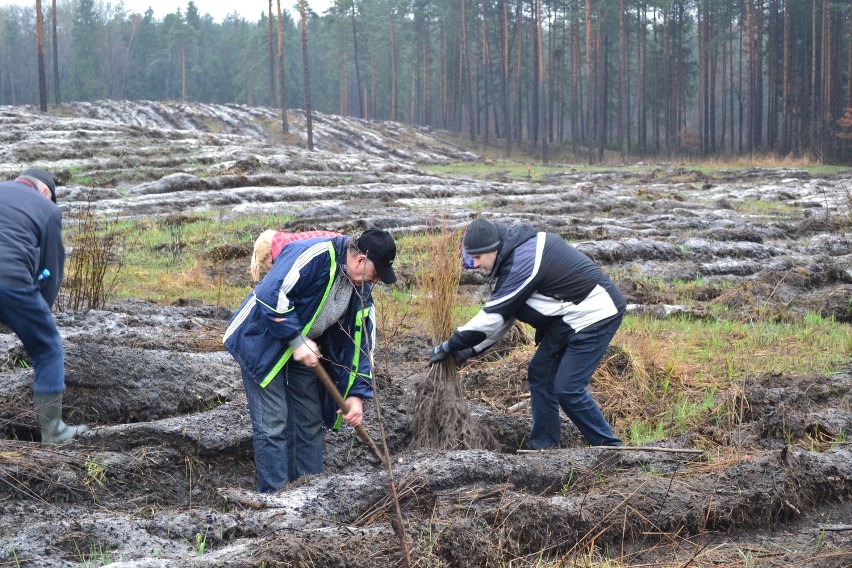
[{"x1": 446, "y1": 222, "x2": 626, "y2": 354}]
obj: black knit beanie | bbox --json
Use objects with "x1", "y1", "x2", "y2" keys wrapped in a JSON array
[
  {"x1": 463, "y1": 218, "x2": 502, "y2": 255},
  {"x1": 20, "y1": 168, "x2": 57, "y2": 203}
]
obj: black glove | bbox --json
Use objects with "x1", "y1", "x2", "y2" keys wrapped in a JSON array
[
  {"x1": 427, "y1": 343, "x2": 450, "y2": 366},
  {"x1": 453, "y1": 348, "x2": 475, "y2": 367}
]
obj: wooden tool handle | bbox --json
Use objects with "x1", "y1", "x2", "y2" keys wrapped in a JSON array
[{"x1": 314, "y1": 364, "x2": 385, "y2": 464}]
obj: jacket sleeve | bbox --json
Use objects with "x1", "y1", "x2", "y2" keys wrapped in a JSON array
[
  {"x1": 446, "y1": 236, "x2": 541, "y2": 352},
  {"x1": 38, "y1": 209, "x2": 65, "y2": 309}
]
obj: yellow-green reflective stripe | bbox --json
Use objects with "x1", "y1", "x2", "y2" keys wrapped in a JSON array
[
  {"x1": 332, "y1": 306, "x2": 371, "y2": 430},
  {"x1": 259, "y1": 243, "x2": 337, "y2": 388}
]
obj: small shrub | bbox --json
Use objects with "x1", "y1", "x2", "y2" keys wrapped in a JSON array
[{"x1": 61, "y1": 195, "x2": 126, "y2": 311}]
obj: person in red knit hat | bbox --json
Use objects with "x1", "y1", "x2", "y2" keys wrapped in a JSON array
[{"x1": 250, "y1": 229, "x2": 342, "y2": 282}]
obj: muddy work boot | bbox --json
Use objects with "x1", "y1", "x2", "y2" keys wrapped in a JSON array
[{"x1": 34, "y1": 392, "x2": 89, "y2": 445}]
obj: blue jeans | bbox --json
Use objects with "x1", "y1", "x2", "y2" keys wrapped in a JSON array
[
  {"x1": 0, "y1": 286, "x2": 65, "y2": 394},
  {"x1": 527, "y1": 313, "x2": 623, "y2": 448},
  {"x1": 242, "y1": 361, "x2": 325, "y2": 493}
]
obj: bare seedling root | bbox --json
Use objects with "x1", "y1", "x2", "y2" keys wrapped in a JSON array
[{"x1": 410, "y1": 360, "x2": 495, "y2": 450}]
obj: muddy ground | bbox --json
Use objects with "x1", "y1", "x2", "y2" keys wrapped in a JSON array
[{"x1": 0, "y1": 101, "x2": 850, "y2": 567}]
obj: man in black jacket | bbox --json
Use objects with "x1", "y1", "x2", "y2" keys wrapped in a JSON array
[
  {"x1": 429, "y1": 218, "x2": 626, "y2": 448},
  {"x1": 0, "y1": 169, "x2": 88, "y2": 445}
]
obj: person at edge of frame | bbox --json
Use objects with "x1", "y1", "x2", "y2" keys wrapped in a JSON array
[{"x1": 0, "y1": 168, "x2": 90, "y2": 445}]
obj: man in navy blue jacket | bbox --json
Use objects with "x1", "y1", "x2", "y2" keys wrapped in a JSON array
[
  {"x1": 224, "y1": 228, "x2": 396, "y2": 492},
  {"x1": 429, "y1": 218, "x2": 626, "y2": 449},
  {"x1": 0, "y1": 169, "x2": 89, "y2": 445}
]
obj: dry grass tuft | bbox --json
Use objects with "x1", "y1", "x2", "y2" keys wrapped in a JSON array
[{"x1": 0, "y1": 439, "x2": 95, "y2": 502}]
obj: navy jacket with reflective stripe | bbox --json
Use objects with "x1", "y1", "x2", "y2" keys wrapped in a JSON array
[{"x1": 223, "y1": 235, "x2": 375, "y2": 428}]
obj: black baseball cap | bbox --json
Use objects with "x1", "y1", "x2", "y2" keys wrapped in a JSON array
[
  {"x1": 355, "y1": 228, "x2": 397, "y2": 284},
  {"x1": 20, "y1": 168, "x2": 57, "y2": 202}
]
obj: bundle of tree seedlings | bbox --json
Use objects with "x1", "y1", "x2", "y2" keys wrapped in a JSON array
[{"x1": 409, "y1": 227, "x2": 494, "y2": 450}]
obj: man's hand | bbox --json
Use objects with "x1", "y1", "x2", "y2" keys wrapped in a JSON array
[
  {"x1": 453, "y1": 347, "x2": 475, "y2": 367},
  {"x1": 293, "y1": 338, "x2": 320, "y2": 367},
  {"x1": 340, "y1": 396, "x2": 364, "y2": 427},
  {"x1": 427, "y1": 343, "x2": 450, "y2": 366}
]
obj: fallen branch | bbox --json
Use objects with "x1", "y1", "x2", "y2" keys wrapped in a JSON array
[
  {"x1": 819, "y1": 524, "x2": 852, "y2": 531},
  {"x1": 517, "y1": 446, "x2": 705, "y2": 455},
  {"x1": 217, "y1": 489, "x2": 265, "y2": 510}
]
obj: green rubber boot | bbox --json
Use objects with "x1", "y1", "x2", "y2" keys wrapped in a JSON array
[{"x1": 34, "y1": 392, "x2": 89, "y2": 445}]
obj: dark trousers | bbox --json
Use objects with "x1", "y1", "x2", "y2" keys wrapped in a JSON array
[
  {"x1": 527, "y1": 313, "x2": 623, "y2": 448},
  {"x1": 242, "y1": 361, "x2": 325, "y2": 493},
  {"x1": 0, "y1": 286, "x2": 65, "y2": 394}
]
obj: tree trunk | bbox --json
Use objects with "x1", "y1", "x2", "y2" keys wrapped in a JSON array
[
  {"x1": 268, "y1": 0, "x2": 277, "y2": 104},
  {"x1": 557, "y1": 14, "x2": 566, "y2": 143},
  {"x1": 755, "y1": 0, "x2": 764, "y2": 150},
  {"x1": 515, "y1": 0, "x2": 523, "y2": 143},
  {"x1": 596, "y1": 29, "x2": 605, "y2": 162},
  {"x1": 441, "y1": 27, "x2": 448, "y2": 129},
  {"x1": 36, "y1": 0, "x2": 48, "y2": 112},
  {"x1": 820, "y1": 0, "x2": 831, "y2": 158},
  {"x1": 810, "y1": 0, "x2": 819, "y2": 149},
  {"x1": 571, "y1": 0, "x2": 580, "y2": 156},
  {"x1": 461, "y1": 0, "x2": 475, "y2": 141},
  {"x1": 767, "y1": 0, "x2": 778, "y2": 150},
  {"x1": 699, "y1": 3, "x2": 705, "y2": 152},
  {"x1": 662, "y1": 6, "x2": 671, "y2": 155},
  {"x1": 531, "y1": 0, "x2": 540, "y2": 146},
  {"x1": 653, "y1": 6, "x2": 660, "y2": 152},
  {"x1": 351, "y1": 1, "x2": 364, "y2": 118},
  {"x1": 339, "y1": 27, "x2": 348, "y2": 116},
  {"x1": 390, "y1": 9, "x2": 398, "y2": 122},
  {"x1": 848, "y1": 0, "x2": 852, "y2": 110},
  {"x1": 181, "y1": 45, "x2": 187, "y2": 101},
  {"x1": 277, "y1": 0, "x2": 288, "y2": 133},
  {"x1": 481, "y1": 0, "x2": 492, "y2": 144},
  {"x1": 500, "y1": 0, "x2": 511, "y2": 156},
  {"x1": 51, "y1": 0, "x2": 60, "y2": 105},
  {"x1": 299, "y1": 0, "x2": 313, "y2": 150},
  {"x1": 370, "y1": 48, "x2": 376, "y2": 119},
  {"x1": 781, "y1": 0, "x2": 791, "y2": 153},
  {"x1": 738, "y1": 6, "x2": 744, "y2": 152},
  {"x1": 537, "y1": 0, "x2": 547, "y2": 162},
  {"x1": 618, "y1": 0, "x2": 627, "y2": 160},
  {"x1": 745, "y1": 0, "x2": 754, "y2": 151},
  {"x1": 636, "y1": 0, "x2": 645, "y2": 154},
  {"x1": 709, "y1": 6, "x2": 718, "y2": 153},
  {"x1": 422, "y1": 7, "x2": 431, "y2": 126},
  {"x1": 721, "y1": 32, "x2": 728, "y2": 152},
  {"x1": 730, "y1": 6, "x2": 735, "y2": 151},
  {"x1": 585, "y1": 0, "x2": 596, "y2": 163}
]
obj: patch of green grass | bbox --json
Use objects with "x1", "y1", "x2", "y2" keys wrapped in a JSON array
[
  {"x1": 75, "y1": 212, "x2": 295, "y2": 306},
  {"x1": 730, "y1": 199, "x2": 801, "y2": 215},
  {"x1": 421, "y1": 161, "x2": 626, "y2": 181},
  {"x1": 608, "y1": 313, "x2": 851, "y2": 442},
  {"x1": 620, "y1": 313, "x2": 850, "y2": 380},
  {"x1": 628, "y1": 420, "x2": 666, "y2": 445}
]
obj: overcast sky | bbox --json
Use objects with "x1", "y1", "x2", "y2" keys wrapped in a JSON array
[{"x1": 0, "y1": 0, "x2": 334, "y2": 22}]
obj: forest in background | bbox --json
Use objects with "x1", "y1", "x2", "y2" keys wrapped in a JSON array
[{"x1": 2, "y1": 0, "x2": 852, "y2": 162}]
